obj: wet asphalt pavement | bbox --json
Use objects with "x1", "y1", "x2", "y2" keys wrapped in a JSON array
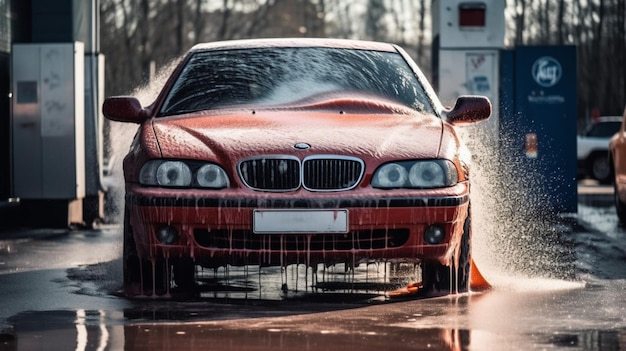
[{"x1": 0, "y1": 181, "x2": 625, "y2": 350}]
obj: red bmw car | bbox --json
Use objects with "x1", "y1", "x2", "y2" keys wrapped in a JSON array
[{"x1": 103, "y1": 38, "x2": 491, "y2": 297}]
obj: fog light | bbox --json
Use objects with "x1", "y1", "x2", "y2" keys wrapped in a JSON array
[
  {"x1": 424, "y1": 225, "x2": 445, "y2": 245},
  {"x1": 156, "y1": 226, "x2": 179, "y2": 245}
]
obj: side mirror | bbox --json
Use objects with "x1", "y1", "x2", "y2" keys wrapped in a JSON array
[
  {"x1": 102, "y1": 96, "x2": 149, "y2": 123},
  {"x1": 444, "y1": 95, "x2": 492, "y2": 125}
]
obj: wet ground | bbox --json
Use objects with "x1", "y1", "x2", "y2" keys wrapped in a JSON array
[{"x1": 0, "y1": 181, "x2": 625, "y2": 350}]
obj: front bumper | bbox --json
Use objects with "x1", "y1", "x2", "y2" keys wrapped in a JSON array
[{"x1": 125, "y1": 183, "x2": 470, "y2": 268}]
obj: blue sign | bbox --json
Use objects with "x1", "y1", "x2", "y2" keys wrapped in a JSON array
[{"x1": 500, "y1": 46, "x2": 578, "y2": 213}]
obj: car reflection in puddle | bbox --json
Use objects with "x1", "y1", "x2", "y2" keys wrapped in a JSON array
[{"x1": 4, "y1": 282, "x2": 626, "y2": 351}]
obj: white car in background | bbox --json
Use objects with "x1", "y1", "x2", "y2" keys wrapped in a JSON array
[{"x1": 577, "y1": 116, "x2": 622, "y2": 183}]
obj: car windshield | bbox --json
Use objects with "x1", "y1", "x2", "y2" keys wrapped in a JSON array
[
  {"x1": 587, "y1": 121, "x2": 621, "y2": 137},
  {"x1": 158, "y1": 47, "x2": 434, "y2": 116}
]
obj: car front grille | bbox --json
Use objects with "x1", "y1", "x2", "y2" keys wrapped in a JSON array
[
  {"x1": 238, "y1": 156, "x2": 300, "y2": 191},
  {"x1": 193, "y1": 229, "x2": 410, "y2": 251},
  {"x1": 238, "y1": 155, "x2": 364, "y2": 192}
]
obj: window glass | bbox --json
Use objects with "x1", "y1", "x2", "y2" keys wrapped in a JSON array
[
  {"x1": 159, "y1": 47, "x2": 433, "y2": 116},
  {"x1": 588, "y1": 121, "x2": 621, "y2": 138}
]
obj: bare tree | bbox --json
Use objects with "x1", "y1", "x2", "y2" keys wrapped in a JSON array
[
  {"x1": 193, "y1": 0, "x2": 205, "y2": 42},
  {"x1": 556, "y1": 0, "x2": 565, "y2": 44},
  {"x1": 326, "y1": 0, "x2": 355, "y2": 38},
  {"x1": 175, "y1": 0, "x2": 186, "y2": 54},
  {"x1": 364, "y1": 0, "x2": 386, "y2": 41},
  {"x1": 616, "y1": 0, "x2": 626, "y2": 111},
  {"x1": 513, "y1": 0, "x2": 528, "y2": 45},
  {"x1": 416, "y1": 0, "x2": 426, "y2": 63},
  {"x1": 137, "y1": 0, "x2": 153, "y2": 83},
  {"x1": 217, "y1": 0, "x2": 232, "y2": 40}
]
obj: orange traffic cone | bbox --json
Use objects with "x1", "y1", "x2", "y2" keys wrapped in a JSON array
[
  {"x1": 469, "y1": 259, "x2": 492, "y2": 292},
  {"x1": 386, "y1": 281, "x2": 421, "y2": 297}
]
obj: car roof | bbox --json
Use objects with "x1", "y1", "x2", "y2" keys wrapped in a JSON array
[
  {"x1": 595, "y1": 116, "x2": 622, "y2": 123},
  {"x1": 189, "y1": 38, "x2": 399, "y2": 53}
]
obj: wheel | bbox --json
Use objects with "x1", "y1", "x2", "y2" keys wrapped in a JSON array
[
  {"x1": 455, "y1": 215, "x2": 471, "y2": 293},
  {"x1": 172, "y1": 258, "x2": 196, "y2": 291},
  {"x1": 122, "y1": 207, "x2": 141, "y2": 295},
  {"x1": 614, "y1": 181, "x2": 626, "y2": 226},
  {"x1": 590, "y1": 153, "x2": 611, "y2": 184},
  {"x1": 123, "y1": 207, "x2": 167, "y2": 296},
  {"x1": 421, "y1": 213, "x2": 471, "y2": 294},
  {"x1": 421, "y1": 260, "x2": 450, "y2": 294}
]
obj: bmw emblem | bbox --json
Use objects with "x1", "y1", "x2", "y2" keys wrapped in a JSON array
[{"x1": 294, "y1": 142, "x2": 311, "y2": 150}]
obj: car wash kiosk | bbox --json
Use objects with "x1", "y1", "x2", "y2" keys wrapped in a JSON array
[
  {"x1": 10, "y1": 0, "x2": 106, "y2": 227},
  {"x1": 432, "y1": 0, "x2": 578, "y2": 214}
]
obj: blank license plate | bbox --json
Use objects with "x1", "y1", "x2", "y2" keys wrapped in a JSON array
[{"x1": 253, "y1": 209, "x2": 348, "y2": 234}]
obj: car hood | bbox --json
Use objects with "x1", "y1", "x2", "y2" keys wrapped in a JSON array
[{"x1": 150, "y1": 108, "x2": 444, "y2": 164}]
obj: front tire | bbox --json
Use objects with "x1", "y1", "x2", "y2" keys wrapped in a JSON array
[
  {"x1": 455, "y1": 215, "x2": 471, "y2": 293},
  {"x1": 421, "y1": 213, "x2": 471, "y2": 294},
  {"x1": 123, "y1": 207, "x2": 167, "y2": 296},
  {"x1": 172, "y1": 258, "x2": 196, "y2": 292},
  {"x1": 123, "y1": 207, "x2": 141, "y2": 295}
]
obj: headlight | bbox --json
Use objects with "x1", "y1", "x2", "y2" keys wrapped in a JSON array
[
  {"x1": 372, "y1": 160, "x2": 458, "y2": 188},
  {"x1": 372, "y1": 163, "x2": 408, "y2": 188},
  {"x1": 139, "y1": 160, "x2": 229, "y2": 189},
  {"x1": 139, "y1": 160, "x2": 192, "y2": 187},
  {"x1": 196, "y1": 164, "x2": 230, "y2": 188}
]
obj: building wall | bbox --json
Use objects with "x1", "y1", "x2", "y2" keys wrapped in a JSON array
[{"x1": 0, "y1": 0, "x2": 32, "y2": 199}]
